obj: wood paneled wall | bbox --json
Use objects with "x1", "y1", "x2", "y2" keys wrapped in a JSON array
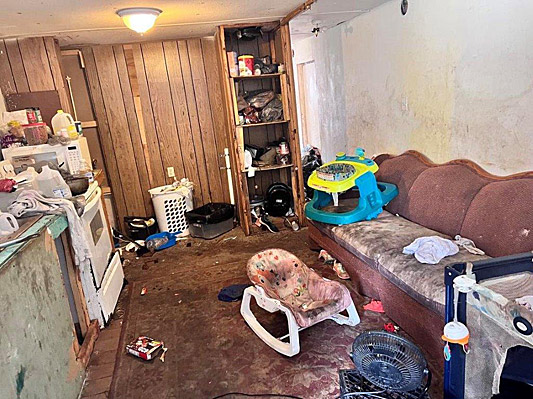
[
  {"x1": 83, "y1": 38, "x2": 230, "y2": 226},
  {"x1": 0, "y1": 37, "x2": 71, "y2": 113}
]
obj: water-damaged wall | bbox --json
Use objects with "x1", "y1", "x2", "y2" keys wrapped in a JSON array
[
  {"x1": 293, "y1": 0, "x2": 533, "y2": 175},
  {"x1": 0, "y1": 232, "x2": 85, "y2": 398}
]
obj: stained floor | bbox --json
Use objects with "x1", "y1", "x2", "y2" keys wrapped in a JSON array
[{"x1": 81, "y1": 227, "x2": 442, "y2": 399}]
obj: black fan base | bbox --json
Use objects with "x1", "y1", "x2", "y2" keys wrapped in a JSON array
[{"x1": 339, "y1": 370, "x2": 430, "y2": 399}]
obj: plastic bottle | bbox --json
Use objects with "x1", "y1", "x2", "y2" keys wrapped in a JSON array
[
  {"x1": 15, "y1": 166, "x2": 39, "y2": 189},
  {"x1": 51, "y1": 110, "x2": 78, "y2": 140},
  {"x1": 35, "y1": 165, "x2": 72, "y2": 198},
  {"x1": 146, "y1": 236, "x2": 169, "y2": 253}
]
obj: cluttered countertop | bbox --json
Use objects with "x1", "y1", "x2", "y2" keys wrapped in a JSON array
[{"x1": 0, "y1": 107, "x2": 105, "y2": 272}]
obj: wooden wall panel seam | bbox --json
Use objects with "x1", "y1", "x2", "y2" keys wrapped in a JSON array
[
  {"x1": 160, "y1": 42, "x2": 187, "y2": 179},
  {"x1": 177, "y1": 40, "x2": 212, "y2": 204},
  {"x1": 0, "y1": 40, "x2": 17, "y2": 95},
  {"x1": 199, "y1": 38, "x2": 226, "y2": 199},
  {"x1": 131, "y1": 43, "x2": 167, "y2": 188},
  {"x1": 92, "y1": 45, "x2": 146, "y2": 216},
  {"x1": 81, "y1": 47, "x2": 128, "y2": 228},
  {"x1": 112, "y1": 45, "x2": 153, "y2": 215},
  {"x1": 18, "y1": 37, "x2": 55, "y2": 92},
  {"x1": 44, "y1": 37, "x2": 72, "y2": 114},
  {"x1": 187, "y1": 39, "x2": 225, "y2": 202},
  {"x1": 140, "y1": 41, "x2": 186, "y2": 183},
  {"x1": 161, "y1": 40, "x2": 203, "y2": 205},
  {"x1": 4, "y1": 39, "x2": 30, "y2": 92}
]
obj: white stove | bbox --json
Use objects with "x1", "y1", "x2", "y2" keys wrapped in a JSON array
[{"x1": 80, "y1": 181, "x2": 123, "y2": 325}]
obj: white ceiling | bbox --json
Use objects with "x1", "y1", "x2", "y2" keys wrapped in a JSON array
[
  {"x1": 0, "y1": 0, "x2": 305, "y2": 46},
  {"x1": 290, "y1": 0, "x2": 391, "y2": 41}
]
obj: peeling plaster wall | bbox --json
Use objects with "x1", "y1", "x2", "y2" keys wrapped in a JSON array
[
  {"x1": 293, "y1": 27, "x2": 347, "y2": 162},
  {"x1": 292, "y1": 0, "x2": 533, "y2": 174}
]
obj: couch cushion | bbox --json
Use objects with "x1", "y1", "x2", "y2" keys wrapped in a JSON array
[
  {"x1": 376, "y1": 153, "x2": 428, "y2": 216},
  {"x1": 377, "y1": 247, "x2": 488, "y2": 315},
  {"x1": 403, "y1": 165, "x2": 491, "y2": 237},
  {"x1": 323, "y1": 212, "x2": 449, "y2": 268},
  {"x1": 313, "y1": 215, "x2": 489, "y2": 315},
  {"x1": 460, "y1": 179, "x2": 533, "y2": 257}
]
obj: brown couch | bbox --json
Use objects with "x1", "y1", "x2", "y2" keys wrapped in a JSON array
[{"x1": 308, "y1": 151, "x2": 533, "y2": 370}]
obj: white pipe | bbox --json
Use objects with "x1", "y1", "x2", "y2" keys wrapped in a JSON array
[
  {"x1": 224, "y1": 148, "x2": 235, "y2": 205},
  {"x1": 65, "y1": 76, "x2": 78, "y2": 121}
]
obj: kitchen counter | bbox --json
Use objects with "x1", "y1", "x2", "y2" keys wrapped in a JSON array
[{"x1": 0, "y1": 214, "x2": 68, "y2": 271}]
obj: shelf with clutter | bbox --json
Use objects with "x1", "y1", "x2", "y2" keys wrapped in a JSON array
[{"x1": 216, "y1": 22, "x2": 305, "y2": 235}]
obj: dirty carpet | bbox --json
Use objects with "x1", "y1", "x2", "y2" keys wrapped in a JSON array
[{"x1": 107, "y1": 228, "x2": 442, "y2": 399}]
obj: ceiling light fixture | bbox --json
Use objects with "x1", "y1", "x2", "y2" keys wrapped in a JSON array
[{"x1": 116, "y1": 7, "x2": 162, "y2": 34}]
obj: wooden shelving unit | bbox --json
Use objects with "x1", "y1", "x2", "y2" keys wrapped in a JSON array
[{"x1": 215, "y1": 22, "x2": 305, "y2": 235}]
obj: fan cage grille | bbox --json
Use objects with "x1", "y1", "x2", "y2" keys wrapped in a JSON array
[
  {"x1": 351, "y1": 331, "x2": 427, "y2": 392},
  {"x1": 339, "y1": 369, "x2": 430, "y2": 399}
]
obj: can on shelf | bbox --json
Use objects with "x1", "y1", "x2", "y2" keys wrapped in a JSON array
[{"x1": 238, "y1": 55, "x2": 254, "y2": 76}]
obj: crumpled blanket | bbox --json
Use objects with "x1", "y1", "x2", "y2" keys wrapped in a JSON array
[
  {"x1": 8, "y1": 190, "x2": 91, "y2": 265},
  {"x1": 403, "y1": 236, "x2": 459, "y2": 264}
]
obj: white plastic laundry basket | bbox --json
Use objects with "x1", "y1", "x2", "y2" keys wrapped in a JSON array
[{"x1": 149, "y1": 184, "x2": 193, "y2": 235}]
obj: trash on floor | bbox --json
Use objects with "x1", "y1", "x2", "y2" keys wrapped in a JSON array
[
  {"x1": 140, "y1": 287, "x2": 147, "y2": 296},
  {"x1": 159, "y1": 347, "x2": 168, "y2": 362},
  {"x1": 318, "y1": 249, "x2": 335, "y2": 264},
  {"x1": 384, "y1": 322, "x2": 400, "y2": 333},
  {"x1": 145, "y1": 231, "x2": 181, "y2": 252},
  {"x1": 124, "y1": 216, "x2": 157, "y2": 241},
  {"x1": 142, "y1": 259, "x2": 158, "y2": 270},
  {"x1": 113, "y1": 228, "x2": 150, "y2": 257},
  {"x1": 218, "y1": 284, "x2": 251, "y2": 302},
  {"x1": 363, "y1": 299, "x2": 385, "y2": 313},
  {"x1": 126, "y1": 336, "x2": 166, "y2": 361},
  {"x1": 333, "y1": 261, "x2": 350, "y2": 280},
  {"x1": 319, "y1": 250, "x2": 350, "y2": 279}
]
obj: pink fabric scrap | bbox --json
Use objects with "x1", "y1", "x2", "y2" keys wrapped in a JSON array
[
  {"x1": 0, "y1": 179, "x2": 16, "y2": 193},
  {"x1": 363, "y1": 299, "x2": 385, "y2": 313}
]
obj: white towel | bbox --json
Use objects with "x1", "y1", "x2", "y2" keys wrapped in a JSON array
[
  {"x1": 403, "y1": 236, "x2": 459, "y2": 264},
  {"x1": 8, "y1": 194, "x2": 55, "y2": 216}
]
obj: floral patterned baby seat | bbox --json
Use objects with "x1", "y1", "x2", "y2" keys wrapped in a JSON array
[{"x1": 247, "y1": 249, "x2": 353, "y2": 328}]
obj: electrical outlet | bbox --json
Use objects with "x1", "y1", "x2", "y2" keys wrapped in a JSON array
[{"x1": 167, "y1": 167, "x2": 175, "y2": 178}]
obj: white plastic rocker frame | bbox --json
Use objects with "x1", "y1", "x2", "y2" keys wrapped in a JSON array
[{"x1": 240, "y1": 285, "x2": 360, "y2": 357}]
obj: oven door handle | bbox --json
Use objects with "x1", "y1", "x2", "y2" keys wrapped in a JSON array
[{"x1": 83, "y1": 186, "x2": 102, "y2": 217}]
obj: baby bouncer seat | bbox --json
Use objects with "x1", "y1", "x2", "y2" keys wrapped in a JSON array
[{"x1": 241, "y1": 249, "x2": 360, "y2": 356}]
